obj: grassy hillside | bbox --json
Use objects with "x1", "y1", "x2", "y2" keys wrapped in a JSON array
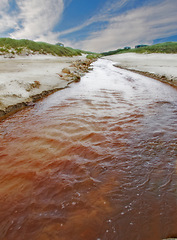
[
  {"x1": 102, "y1": 42, "x2": 177, "y2": 56},
  {"x1": 0, "y1": 38, "x2": 87, "y2": 57}
]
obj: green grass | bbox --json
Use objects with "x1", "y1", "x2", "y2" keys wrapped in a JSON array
[
  {"x1": 3, "y1": 38, "x2": 176, "y2": 58},
  {"x1": 0, "y1": 38, "x2": 85, "y2": 56},
  {"x1": 0, "y1": 47, "x2": 9, "y2": 53},
  {"x1": 86, "y1": 53, "x2": 102, "y2": 59},
  {"x1": 101, "y1": 42, "x2": 177, "y2": 56}
]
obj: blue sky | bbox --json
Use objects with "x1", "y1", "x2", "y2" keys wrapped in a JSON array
[{"x1": 0, "y1": 0, "x2": 177, "y2": 52}]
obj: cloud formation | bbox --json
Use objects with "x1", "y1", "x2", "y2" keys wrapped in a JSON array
[
  {"x1": 70, "y1": 0, "x2": 177, "y2": 52},
  {"x1": 0, "y1": 0, "x2": 176, "y2": 51},
  {"x1": 0, "y1": 1, "x2": 17, "y2": 33},
  {"x1": 59, "y1": 0, "x2": 129, "y2": 37},
  {"x1": 11, "y1": 0, "x2": 64, "y2": 42},
  {"x1": 0, "y1": 0, "x2": 64, "y2": 43}
]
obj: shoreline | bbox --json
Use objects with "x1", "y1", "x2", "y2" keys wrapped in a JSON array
[
  {"x1": 104, "y1": 53, "x2": 177, "y2": 89},
  {"x1": 2, "y1": 52, "x2": 177, "y2": 120},
  {"x1": 0, "y1": 86, "x2": 69, "y2": 120},
  {"x1": 0, "y1": 55, "x2": 94, "y2": 121},
  {"x1": 113, "y1": 64, "x2": 177, "y2": 89}
]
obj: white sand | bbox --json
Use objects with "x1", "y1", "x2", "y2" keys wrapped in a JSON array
[
  {"x1": 0, "y1": 54, "x2": 86, "y2": 110},
  {"x1": 104, "y1": 53, "x2": 177, "y2": 81},
  {"x1": 1, "y1": 52, "x2": 176, "y2": 113}
]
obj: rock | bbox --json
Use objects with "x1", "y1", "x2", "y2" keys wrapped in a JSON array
[
  {"x1": 25, "y1": 81, "x2": 41, "y2": 91},
  {"x1": 62, "y1": 68, "x2": 71, "y2": 74},
  {"x1": 73, "y1": 74, "x2": 81, "y2": 82},
  {"x1": 161, "y1": 75, "x2": 167, "y2": 80},
  {"x1": 60, "y1": 59, "x2": 95, "y2": 83},
  {"x1": 62, "y1": 76, "x2": 71, "y2": 81},
  {"x1": 26, "y1": 102, "x2": 35, "y2": 107}
]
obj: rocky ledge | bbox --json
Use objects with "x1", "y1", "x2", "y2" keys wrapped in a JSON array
[{"x1": 59, "y1": 59, "x2": 93, "y2": 82}]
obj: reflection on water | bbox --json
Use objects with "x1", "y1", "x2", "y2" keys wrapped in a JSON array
[{"x1": 0, "y1": 59, "x2": 177, "y2": 240}]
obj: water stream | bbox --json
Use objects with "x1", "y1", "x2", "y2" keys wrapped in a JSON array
[{"x1": 0, "y1": 59, "x2": 177, "y2": 240}]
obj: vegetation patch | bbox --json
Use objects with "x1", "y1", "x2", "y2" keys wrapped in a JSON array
[
  {"x1": 0, "y1": 38, "x2": 89, "y2": 57},
  {"x1": 101, "y1": 42, "x2": 177, "y2": 56},
  {"x1": 86, "y1": 53, "x2": 102, "y2": 59}
]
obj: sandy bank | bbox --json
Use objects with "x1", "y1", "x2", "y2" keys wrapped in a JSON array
[
  {"x1": 0, "y1": 54, "x2": 92, "y2": 119},
  {"x1": 104, "y1": 53, "x2": 177, "y2": 88}
]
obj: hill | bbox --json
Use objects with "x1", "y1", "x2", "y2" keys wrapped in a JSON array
[
  {"x1": 101, "y1": 42, "x2": 177, "y2": 56},
  {"x1": 0, "y1": 38, "x2": 89, "y2": 57}
]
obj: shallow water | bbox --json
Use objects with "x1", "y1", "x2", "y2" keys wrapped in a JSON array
[{"x1": 0, "y1": 59, "x2": 177, "y2": 240}]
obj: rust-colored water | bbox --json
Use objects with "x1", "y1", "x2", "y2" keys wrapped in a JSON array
[{"x1": 0, "y1": 59, "x2": 177, "y2": 240}]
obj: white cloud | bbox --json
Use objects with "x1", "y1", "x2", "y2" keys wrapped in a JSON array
[
  {"x1": 34, "y1": 32, "x2": 61, "y2": 44},
  {"x1": 100, "y1": 0, "x2": 130, "y2": 14},
  {"x1": 10, "y1": 0, "x2": 64, "y2": 42},
  {"x1": 1, "y1": 0, "x2": 177, "y2": 52},
  {"x1": 0, "y1": 0, "x2": 8, "y2": 9},
  {"x1": 0, "y1": 1, "x2": 18, "y2": 33},
  {"x1": 0, "y1": 0, "x2": 64, "y2": 43},
  {"x1": 72, "y1": 0, "x2": 177, "y2": 52},
  {"x1": 59, "y1": 0, "x2": 130, "y2": 37}
]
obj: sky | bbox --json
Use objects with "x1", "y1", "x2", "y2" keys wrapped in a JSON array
[{"x1": 0, "y1": 0, "x2": 177, "y2": 52}]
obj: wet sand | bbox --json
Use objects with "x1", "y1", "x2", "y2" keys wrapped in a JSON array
[
  {"x1": 104, "y1": 53, "x2": 177, "y2": 88},
  {"x1": 113, "y1": 65, "x2": 177, "y2": 89}
]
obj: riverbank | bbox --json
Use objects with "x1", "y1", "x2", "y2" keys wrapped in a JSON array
[
  {"x1": 0, "y1": 54, "x2": 93, "y2": 119},
  {"x1": 103, "y1": 53, "x2": 177, "y2": 88}
]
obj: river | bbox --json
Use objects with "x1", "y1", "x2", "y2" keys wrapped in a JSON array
[{"x1": 0, "y1": 59, "x2": 177, "y2": 240}]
